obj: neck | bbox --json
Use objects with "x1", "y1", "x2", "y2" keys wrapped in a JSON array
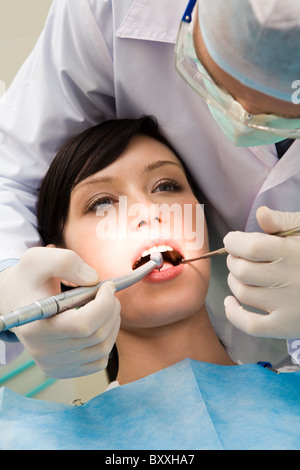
[{"x1": 116, "y1": 305, "x2": 234, "y2": 385}]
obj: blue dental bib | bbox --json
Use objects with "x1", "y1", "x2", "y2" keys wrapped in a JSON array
[{"x1": 1, "y1": 358, "x2": 300, "y2": 450}]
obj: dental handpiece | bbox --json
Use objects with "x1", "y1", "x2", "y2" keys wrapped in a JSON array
[{"x1": 0, "y1": 252, "x2": 163, "y2": 332}]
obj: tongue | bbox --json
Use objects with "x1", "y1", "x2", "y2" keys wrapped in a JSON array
[{"x1": 158, "y1": 260, "x2": 173, "y2": 271}]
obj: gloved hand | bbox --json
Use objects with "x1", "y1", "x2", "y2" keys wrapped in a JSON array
[
  {"x1": 0, "y1": 246, "x2": 121, "y2": 378},
  {"x1": 223, "y1": 206, "x2": 300, "y2": 339}
]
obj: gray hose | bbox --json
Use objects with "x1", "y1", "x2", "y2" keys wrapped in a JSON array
[{"x1": 0, "y1": 252, "x2": 163, "y2": 332}]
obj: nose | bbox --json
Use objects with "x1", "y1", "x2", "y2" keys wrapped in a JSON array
[{"x1": 129, "y1": 197, "x2": 162, "y2": 233}]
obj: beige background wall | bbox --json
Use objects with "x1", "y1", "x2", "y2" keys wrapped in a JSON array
[
  {"x1": 0, "y1": 0, "x2": 108, "y2": 403},
  {"x1": 0, "y1": 0, "x2": 53, "y2": 88}
]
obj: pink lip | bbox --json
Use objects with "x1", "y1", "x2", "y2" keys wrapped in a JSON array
[
  {"x1": 132, "y1": 239, "x2": 185, "y2": 284},
  {"x1": 145, "y1": 262, "x2": 184, "y2": 283}
]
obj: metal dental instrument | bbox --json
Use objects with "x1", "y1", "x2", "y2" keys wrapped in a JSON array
[
  {"x1": 180, "y1": 226, "x2": 300, "y2": 264},
  {"x1": 0, "y1": 252, "x2": 163, "y2": 332},
  {"x1": 180, "y1": 247, "x2": 227, "y2": 263}
]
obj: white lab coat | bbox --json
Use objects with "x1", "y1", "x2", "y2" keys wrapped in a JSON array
[{"x1": 0, "y1": 0, "x2": 299, "y2": 365}]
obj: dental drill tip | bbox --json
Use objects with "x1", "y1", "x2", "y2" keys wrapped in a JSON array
[{"x1": 150, "y1": 252, "x2": 164, "y2": 269}]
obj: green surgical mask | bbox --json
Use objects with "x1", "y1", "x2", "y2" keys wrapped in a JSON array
[{"x1": 203, "y1": 75, "x2": 300, "y2": 147}]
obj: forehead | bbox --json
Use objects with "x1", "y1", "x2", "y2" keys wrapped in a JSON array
[
  {"x1": 73, "y1": 134, "x2": 184, "y2": 191},
  {"x1": 116, "y1": 134, "x2": 181, "y2": 166},
  {"x1": 95, "y1": 134, "x2": 183, "y2": 175}
]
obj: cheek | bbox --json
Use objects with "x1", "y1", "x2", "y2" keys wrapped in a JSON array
[
  {"x1": 64, "y1": 220, "x2": 118, "y2": 278},
  {"x1": 64, "y1": 220, "x2": 96, "y2": 257}
]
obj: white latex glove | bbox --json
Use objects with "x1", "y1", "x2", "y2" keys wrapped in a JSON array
[
  {"x1": 0, "y1": 247, "x2": 121, "y2": 378},
  {"x1": 223, "y1": 206, "x2": 300, "y2": 339}
]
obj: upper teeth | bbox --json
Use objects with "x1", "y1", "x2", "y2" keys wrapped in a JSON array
[{"x1": 141, "y1": 245, "x2": 174, "y2": 258}]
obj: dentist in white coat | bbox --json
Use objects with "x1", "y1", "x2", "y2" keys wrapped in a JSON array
[{"x1": 1, "y1": 0, "x2": 300, "y2": 378}]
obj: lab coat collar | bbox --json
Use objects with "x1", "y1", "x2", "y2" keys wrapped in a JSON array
[
  {"x1": 116, "y1": 0, "x2": 188, "y2": 44},
  {"x1": 245, "y1": 139, "x2": 300, "y2": 233},
  {"x1": 256, "y1": 139, "x2": 300, "y2": 195}
]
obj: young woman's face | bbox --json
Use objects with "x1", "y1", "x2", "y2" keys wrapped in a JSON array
[{"x1": 63, "y1": 135, "x2": 210, "y2": 330}]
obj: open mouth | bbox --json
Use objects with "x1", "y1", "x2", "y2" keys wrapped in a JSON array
[{"x1": 132, "y1": 245, "x2": 183, "y2": 270}]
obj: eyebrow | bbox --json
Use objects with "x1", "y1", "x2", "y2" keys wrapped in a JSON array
[
  {"x1": 73, "y1": 174, "x2": 116, "y2": 191},
  {"x1": 74, "y1": 160, "x2": 183, "y2": 191},
  {"x1": 143, "y1": 160, "x2": 183, "y2": 172}
]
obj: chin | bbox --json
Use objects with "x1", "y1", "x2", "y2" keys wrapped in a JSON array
[{"x1": 118, "y1": 276, "x2": 208, "y2": 330}]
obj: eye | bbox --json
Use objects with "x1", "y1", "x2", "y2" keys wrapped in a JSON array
[
  {"x1": 85, "y1": 194, "x2": 117, "y2": 213},
  {"x1": 152, "y1": 179, "x2": 184, "y2": 193}
]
